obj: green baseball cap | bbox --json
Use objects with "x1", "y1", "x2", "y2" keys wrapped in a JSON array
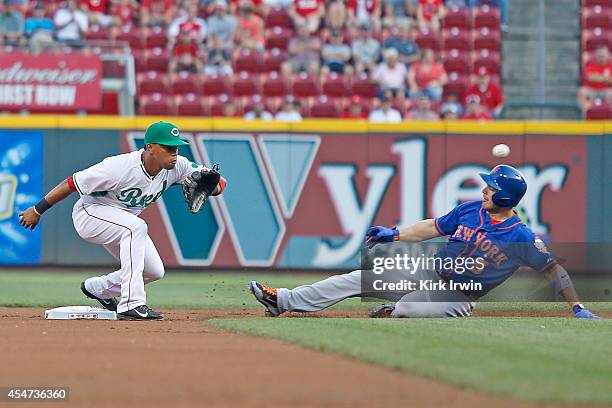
[{"x1": 144, "y1": 121, "x2": 189, "y2": 146}]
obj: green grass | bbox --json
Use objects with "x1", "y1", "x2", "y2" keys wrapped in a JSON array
[{"x1": 211, "y1": 317, "x2": 612, "y2": 405}]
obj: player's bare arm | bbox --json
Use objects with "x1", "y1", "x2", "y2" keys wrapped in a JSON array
[{"x1": 18, "y1": 179, "x2": 74, "y2": 230}]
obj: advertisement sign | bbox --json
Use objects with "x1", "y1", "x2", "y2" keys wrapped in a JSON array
[
  {"x1": 0, "y1": 54, "x2": 102, "y2": 111},
  {"x1": 0, "y1": 131, "x2": 43, "y2": 264},
  {"x1": 124, "y1": 132, "x2": 586, "y2": 270}
]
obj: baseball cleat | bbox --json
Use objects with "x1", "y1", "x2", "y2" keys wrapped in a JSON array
[
  {"x1": 248, "y1": 281, "x2": 280, "y2": 317},
  {"x1": 81, "y1": 281, "x2": 118, "y2": 312},
  {"x1": 117, "y1": 305, "x2": 164, "y2": 321},
  {"x1": 369, "y1": 304, "x2": 395, "y2": 318}
]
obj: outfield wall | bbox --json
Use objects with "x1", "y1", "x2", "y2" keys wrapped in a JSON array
[{"x1": 0, "y1": 116, "x2": 611, "y2": 268}]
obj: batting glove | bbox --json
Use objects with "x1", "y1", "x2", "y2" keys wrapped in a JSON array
[
  {"x1": 573, "y1": 304, "x2": 602, "y2": 319},
  {"x1": 366, "y1": 226, "x2": 400, "y2": 243}
]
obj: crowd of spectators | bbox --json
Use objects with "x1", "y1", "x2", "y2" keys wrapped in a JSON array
[{"x1": 0, "y1": 0, "x2": 507, "y2": 120}]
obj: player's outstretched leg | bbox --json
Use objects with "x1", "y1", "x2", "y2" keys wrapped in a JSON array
[
  {"x1": 249, "y1": 281, "x2": 280, "y2": 316},
  {"x1": 369, "y1": 290, "x2": 476, "y2": 318}
]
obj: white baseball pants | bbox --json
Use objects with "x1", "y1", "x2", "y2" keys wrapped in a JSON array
[{"x1": 72, "y1": 202, "x2": 165, "y2": 313}]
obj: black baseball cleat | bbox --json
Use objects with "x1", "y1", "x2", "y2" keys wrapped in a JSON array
[
  {"x1": 248, "y1": 281, "x2": 281, "y2": 317},
  {"x1": 118, "y1": 305, "x2": 164, "y2": 321},
  {"x1": 81, "y1": 281, "x2": 118, "y2": 312},
  {"x1": 369, "y1": 304, "x2": 395, "y2": 318}
]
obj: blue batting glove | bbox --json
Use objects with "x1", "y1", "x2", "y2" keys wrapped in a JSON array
[
  {"x1": 366, "y1": 226, "x2": 399, "y2": 243},
  {"x1": 573, "y1": 304, "x2": 602, "y2": 319}
]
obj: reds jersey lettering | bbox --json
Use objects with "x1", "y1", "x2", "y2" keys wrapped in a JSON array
[{"x1": 116, "y1": 180, "x2": 167, "y2": 208}]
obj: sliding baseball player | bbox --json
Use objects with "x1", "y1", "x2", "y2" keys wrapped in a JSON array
[
  {"x1": 249, "y1": 165, "x2": 601, "y2": 319},
  {"x1": 19, "y1": 121, "x2": 226, "y2": 320}
]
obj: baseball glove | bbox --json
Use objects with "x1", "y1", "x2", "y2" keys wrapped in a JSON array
[{"x1": 183, "y1": 164, "x2": 221, "y2": 214}]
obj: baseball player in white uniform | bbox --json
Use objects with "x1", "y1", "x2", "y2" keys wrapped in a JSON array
[{"x1": 18, "y1": 121, "x2": 226, "y2": 320}]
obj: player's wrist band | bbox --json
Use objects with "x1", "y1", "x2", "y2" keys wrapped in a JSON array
[{"x1": 34, "y1": 198, "x2": 52, "y2": 215}]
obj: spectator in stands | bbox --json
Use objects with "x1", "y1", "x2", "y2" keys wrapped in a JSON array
[
  {"x1": 111, "y1": 0, "x2": 138, "y2": 27},
  {"x1": 281, "y1": 22, "x2": 321, "y2": 77},
  {"x1": 321, "y1": 29, "x2": 353, "y2": 75},
  {"x1": 222, "y1": 100, "x2": 238, "y2": 116},
  {"x1": 0, "y1": 0, "x2": 24, "y2": 46},
  {"x1": 342, "y1": 95, "x2": 368, "y2": 118},
  {"x1": 326, "y1": 0, "x2": 347, "y2": 31},
  {"x1": 372, "y1": 47, "x2": 407, "y2": 98},
  {"x1": 406, "y1": 94, "x2": 439, "y2": 119},
  {"x1": 205, "y1": 34, "x2": 233, "y2": 75},
  {"x1": 440, "y1": 103, "x2": 460, "y2": 119},
  {"x1": 351, "y1": 22, "x2": 380, "y2": 74},
  {"x1": 207, "y1": 0, "x2": 237, "y2": 48},
  {"x1": 439, "y1": 92, "x2": 464, "y2": 116},
  {"x1": 54, "y1": 0, "x2": 88, "y2": 44},
  {"x1": 244, "y1": 96, "x2": 274, "y2": 120},
  {"x1": 463, "y1": 93, "x2": 493, "y2": 120},
  {"x1": 141, "y1": 0, "x2": 174, "y2": 28},
  {"x1": 383, "y1": 19, "x2": 420, "y2": 69},
  {"x1": 168, "y1": 3, "x2": 207, "y2": 46},
  {"x1": 446, "y1": 0, "x2": 467, "y2": 8},
  {"x1": 264, "y1": 0, "x2": 292, "y2": 9},
  {"x1": 275, "y1": 97, "x2": 303, "y2": 121},
  {"x1": 579, "y1": 46, "x2": 612, "y2": 113},
  {"x1": 228, "y1": 0, "x2": 268, "y2": 16},
  {"x1": 417, "y1": 0, "x2": 444, "y2": 32},
  {"x1": 407, "y1": 48, "x2": 447, "y2": 101},
  {"x1": 81, "y1": 0, "x2": 117, "y2": 28},
  {"x1": 368, "y1": 95, "x2": 402, "y2": 122},
  {"x1": 289, "y1": 0, "x2": 324, "y2": 34},
  {"x1": 24, "y1": 3, "x2": 54, "y2": 51},
  {"x1": 347, "y1": 0, "x2": 381, "y2": 31},
  {"x1": 234, "y1": 0, "x2": 264, "y2": 51},
  {"x1": 465, "y1": 66, "x2": 504, "y2": 117},
  {"x1": 468, "y1": 0, "x2": 507, "y2": 31},
  {"x1": 170, "y1": 31, "x2": 203, "y2": 73},
  {"x1": 382, "y1": 0, "x2": 414, "y2": 29}
]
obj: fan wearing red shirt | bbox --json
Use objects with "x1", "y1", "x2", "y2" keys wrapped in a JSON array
[
  {"x1": 141, "y1": 0, "x2": 175, "y2": 27},
  {"x1": 407, "y1": 48, "x2": 447, "y2": 101},
  {"x1": 111, "y1": 0, "x2": 138, "y2": 27},
  {"x1": 465, "y1": 67, "x2": 504, "y2": 117},
  {"x1": 579, "y1": 45, "x2": 612, "y2": 113},
  {"x1": 228, "y1": 0, "x2": 267, "y2": 17},
  {"x1": 463, "y1": 94, "x2": 493, "y2": 121},
  {"x1": 417, "y1": 0, "x2": 445, "y2": 31},
  {"x1": 346, "y1": 0, "x2": 381, "y2": 31},
  {"x1": 288, "y1": 0, "x2": 324, "y2": 33},
  {"x1": 81, "y1": 0, "x2": 116, "y2": 27},
  {"x1": 342, "y1": 96, "x2": 369, "y2": 118}
]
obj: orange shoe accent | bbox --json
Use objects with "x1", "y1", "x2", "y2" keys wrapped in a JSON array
[{"x1": 260, "y1": 283, "x2": 277, "y2": 296}]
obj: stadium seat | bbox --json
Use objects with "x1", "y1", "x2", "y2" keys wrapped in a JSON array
[
  {"x1": 233, "y1": 48, "x2": 263, "y2": 73},
  {"x1": 263, "y1": 96, "x2": 284, "y2": 114},
  {"x1": 115, "y1": 24, "x2": 143, "y2": 49},
  {"x1": 132, "y1": 49, "x2": 146, "y2": 73},
  {"x1": 263, "y1": 48, "x2": 287, "y2": 73},
  {"x1": 443, "y1": 49, "x2": 471, "y2": 75},
  {"x1": 586, "y1": 98, "x2": 612, "y2": 119},
  {"x1": 583, "y1": 0, "x2": 610, "y2": 6},
  {"x1": 443, "y1": 72, "x2": 469, "y2": 100},
  {"x1": 206, "y1": 94, "x2": 239, "y2": 116},
  {"x1": 262, "y1": 72, "x2": 290, "y2": 97},
  {"x1": 442, "y1": 27, "x2": 471, "y2": 51},
  {"x1": 351, "y1": 73, "x2": 379, "y2": 98},
  {"x1": 201, "y1": 74, "x2": 231, "y2": 96},
  {"x1": 139, "y1": 93, "x2": 175, "y2": 115},
  {"x1": 308, "y1": 95, "x2": 341, "y2": 118},
  {"x1": 292, "y1": 72, "x2": 320, "y2": 98},
  {"x1": 265, "y1": 27, "x2": 293, "y2": 51},
  {"x1": 85, "y1": 24, "x2": 110, "y2": 41},
  {"x1": 472, "y1": 27, "x2": 501, "y2": 51},
  {"x1": 443, "y1": 6, "x2": 470, "y2": 29},
  {"x1": 137, "y1": 71, "x2": 168, "y2": 95},
  {"x1": 322, "y1": 73, "x2": 350, "y2": 97},
  {"x1": 171, "y1": 72, "x2": 201, "y2": 95},
  {"x1": 175, "y1": 93, "x2": 208, "y2": 116},
  {"x1": 232, "y1": 72, "x2": 261, "y2": 97},
  {"x1": 583, "y1": 6, "x2": 611, "y2": 30},
  {"x1": 416, "y1": 28, "x2": 441, "y2": 52},
  {"x1": 265, "y1": 7, "x2": 291, "y2": 28},
  {"x1": 583, "y1": 28, "x2": 611, "y2": 52},
  {"x1": 472, "y1": 49, "x2": 501, "y2": 75},
  {"x1": 472, "y1": 5, "x2": 501, "y2": 29},
  {"x1": 144, "y1": 26, "x2": 167, "y2": 49},
  {"x1": 144, "y1": 48, "x2": 170, "y2": 72}
]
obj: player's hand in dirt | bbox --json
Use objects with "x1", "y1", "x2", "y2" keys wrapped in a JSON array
[
  {"x1": 366, "y1": 226, "x2": 399, "y2": 243},
  {"x1": 19, "y1": 207, "x2": 41, "y2": 230}
]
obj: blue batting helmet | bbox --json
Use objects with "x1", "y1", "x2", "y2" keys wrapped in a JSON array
[{"x1": 479, "y1": 165, "x2": 527, "y2": 208}]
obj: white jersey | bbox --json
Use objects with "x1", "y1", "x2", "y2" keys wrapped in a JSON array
[{"x1": 73, "y1": 149, "x2": 205, "y2": 216}]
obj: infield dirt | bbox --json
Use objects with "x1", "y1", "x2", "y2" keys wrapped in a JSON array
[{"x1": 0, "y1": 308, "x2": 607, "y2": 408}]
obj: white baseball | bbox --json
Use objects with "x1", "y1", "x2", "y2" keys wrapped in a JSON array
[{"x1": 492, "y1": 144, "x2": 510, "y2": 158}]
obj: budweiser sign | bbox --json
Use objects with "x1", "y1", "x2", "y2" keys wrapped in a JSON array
[{"x1": 0, "y1": 53, "x2": 102, "y2": 111}]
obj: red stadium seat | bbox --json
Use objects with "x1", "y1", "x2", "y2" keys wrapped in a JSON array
[
  {"x1": 171, "y1": 72, "x2": 201, "y2": 95},
  {"x1": 132, "y1": 49, "x2": 146, "y2": 73},
  {"x1": 443, "y1": 6, "x2": 470, "y2": 29},
  {"x1": 415, "y1": 28, "x2": 441, "y2": 52},
  {"x1": 265, "y1": 7, "x2": 291, "y2": 28},
  {"x1": 175, "y1": 94, "x2": 208, "y2": 116},
  {"x1": 262, "y1": 72, "x2": 289, "y2": 97},
  {"x1": 139, "y1": 93, "x2": 175, "y2": 115},
  {"x1": 583, "y1": 0, "x2": 610, "y2": 6},
  {"x1": 291, "y1": 72, "x2": 320, "y2": 98},
  {"x1": 443, "y1": 72, "x2": 469, "y2": 100},
  {"x1": 472, "y1": 5, "x2": 501, "y2": 29},
  {"x1": 351, "y1": 73, "x2": 379, "y2": 98},
  {"x1": 115, "y1": 24, "x2": 143, "y2": 49},
  {"x1": 586, "y1": 98, "x2": 612, "y2": 119},
  {"x1": 472, "y1": 27, "x2": 501, "y2": 51},
  {"x1": 443, "y1": 49, "x2": 471, "y2": 75},
  {"x1": 233, "y1": 48, "x2": 263, "y2": 73},
  {"x1": 472, "y1": 49, "x2": 500, "y2": 75},
  {"x1": 232, "y1": 71, "x2": 261, "y2": 96},
  {"x1": 321, "y1": 73, "x2": 350, "y2": 97},
  {"x1": 137, "y1": 71, "x2": 168, "y2": 95},
  {"x1": 206, "y1": 94, "x2": 240, "y2": 116},
  {"x1": 201, "y1": 74, "x2": 231, "y2": 96},
  {"x1": 442, "y1": 27, "x2": 471, "y2": 51},
  {"x1": 144, "y1": 48, "x2": 170, "y2": 72},
  {"x1": 263, "y1": 96, "x2": 284, "y2": 114},
  {"x1": 583, "y1": 6, "x2": 611, "y2": 30},
  {"x1": 583, "y1": 28, "x2": 612, "y2": 52},
  {"x1": 308, "y1": 95, "x2": 341, "y2": 118},
  {"x1": 86, "y1": 24, "x2": 110, "y2": 41},
  {"x1": 263, "y1": 48, "x2": 287, "y2": 73},
  {"x1": 144, "y1": 26, "x2": 167, "y2": 49},
  {"x1": 265, "y1": 27, "x2": 293, "y2": 51}
]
